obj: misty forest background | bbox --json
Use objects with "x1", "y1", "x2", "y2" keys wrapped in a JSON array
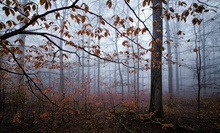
[{"x1": 0, "y1": 0, "x2": 220, "y2": 132}]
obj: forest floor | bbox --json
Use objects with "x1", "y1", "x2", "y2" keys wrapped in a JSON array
[{"x1": 0, "y1": 96, "x2": 220, "y2": 133}]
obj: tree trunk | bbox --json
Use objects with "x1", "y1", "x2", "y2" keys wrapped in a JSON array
[
  {"x1": 17, "y1": 0, "x2": 27, "y2": 88},
  {"x1": 115, "y1": 33, "x2": 124, "y2": 102},
  {"x1": 174, "y1": 21, "x2": 180, "y2": 95},
  {"x1": 59, "y1": 33, "x2": 65, "y2": 99},
  {"x1": 194, "y1": 25, "x2": 202, "y2": 112},
  {"x1": 149, "y1": 0, "x2": 164, "y2": 118},
  {"x1": 201, "y1": 14, "x2": 206, "y2": 96},
  {"x1": 165, "y1": 0, "x2": 173, "y2": 99},
  {"x1": 97, "y1": 0, "x2": 101, "y2": 99},
  {"x1": 54, "y1": 1, "x2": 68, "y2": 100},
  {"x1": 136, "y1": 0, "x2": 140, "y2": 109}
]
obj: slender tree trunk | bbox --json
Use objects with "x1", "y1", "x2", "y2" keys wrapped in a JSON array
[
  {"x1": 81, "y1": 34, "x2": 86, "y2": 108},
  {"x1": 201, "y1": 14, "x2": 206, "y2": 96},
  {"x1": 196, "y1": 48, "x2": 202, "y2": 112},
  {"x1": 97, "y1": 0, "x2": 101, "y2": 99},
  {"x1": 55, "y1": 1, "x2": 68, "y2": 100},
  {"x1": 15, "y1": 1, "x2": 27, "y2": 110},
  {"x1": 87, "y1": 37, "x2": 91, "y2": 96},
  {"x1": 59, "y1": 33, "x2": 65, "y2": 99},
  {"x1": 213, "y1": 39, "x2": 216, "y2": 84},
  {"x1": 131, "y1": 43, "x2": 136, "y2": 104},
  {"x1": 149, "y1": 0, "x2": 164, "y2": 118},
  {"x1": 127, "y1": 51, "x2": 130, "y2": 97},
  {"x1": 18, "y1": 0, "x2": 27, "y2": 88},
  {"x1": 115, "y1": 34, "x2": 124, "y2": 102},
  {"x1": 174, "y1": 21, "x2": 180, "y2": 95},
  {"x1": 194, "y1": 25, "x2": 202, "y2": 112},
  {"x1": 136, "y1": 0, "x2": 140, "y2": 109},
  {"x1": 113, "y1": 0, "x2": 124, "y2": 102},
  {"x1": 114, "y1": 63, "x2": 117, "y2": 94},
  {"x1": 165, "y1": 0, "x2": 173, "y2": 99}
]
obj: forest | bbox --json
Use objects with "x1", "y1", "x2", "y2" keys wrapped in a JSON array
[{"x1": 0, "y1": 0, "x2": 220, "y2": 132}]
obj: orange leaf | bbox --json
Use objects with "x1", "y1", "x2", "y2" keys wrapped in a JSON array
[
  {"x1": 40, "y1": 112, "x2": 49, "y2": 118},
  {"x1": 193, "y1": 48, "x2": 198, "y2": 52},
  {"x1": 6, "y1": 20, "x2": 12, "y2": 27},
  {"x1": 55, "y1": 12, "x2": 60, "y2": 19},
  {"x1": 122, "y1": 40, "x2": 128, "y2": 46},
  {"x1": 106, "y1": 0, "x2": 112, "y2": 8},
  {"x1": 17, "y1": 15, "x2": 24, "y2": 22},
  {"x1": 84, "y1": 4, "x2": 89, "y2": 13},
  {"x1": 24, "y1": 18, "x2": 29, "y2": 23},
  {"x1": 66, "y1": 110, "x2": 74, "y2": 114},
  {"x1": 81, "y1": 16, "x2": 86, "y2": 23},
  {"x1": 40, "y1": 0, "x2": 46, "y2": 5},
  {"x1": 0, "y1": 22, "x2": 6, "y2": 30},
  {"x1": 42, "y1": 88, "x2": 51, "y2": 94},
  {"x1": 162, "y1": 123, "x2": 174, "y2": 129},
  {"x1": 63, "y1": 53, "x2": 68, "y2": 59},
  {"x1": 13, "y1": 112, "x2": 22, "y2": 123},
  {"x1": 142, "y1": 0, "x2": 147, "y2": 7},
  {"x1": 44, "y1": 23, "x2": 50, "y2": 29},
  {"x1": 100, "y1": 18, "x2": 105, "y2": 25},
  {"x1": 128, "y1": 17, "x2": 133, "y2": 22},
  {"x1": 142, "y1": 28, "x2": 147, "y2": 34},
  {"x1": 6, "y1": 0, "x2": 11, "y2": 6},
  {"x1": 32, "y1": 5, "x2": 36, "y2": 10},
  {"x1": 25, "y1": 11, "x2": 30, "y2": 16},
  {"x1": 134, "y1": 28, "x2": 140, "y2": 36},
  {"x1": 169, "y1": 7, "x2": 174, "y2": 12},
  {"x1": 4, "y1": 7, "x2": 10, "y2": 16},
  {"x1": 116, "y1": 16, "x2": 120, "y2": 22},
  {"x1": 94, "y1": 49, "x2": 100, "y2": 56},
  {"x1": 9, "y1": 9, "x2": 15, "y2": 16},
  {"x1": 70, "y1": 14, "x2": 75, "y2": 19},
  {"x1": 149, "y1": 41, "x2": 156, "y2": 46}
]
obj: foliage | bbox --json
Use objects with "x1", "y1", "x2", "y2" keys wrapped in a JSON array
[{"x1": 0, "y1": 0, "x2": 219, "y2": 132}]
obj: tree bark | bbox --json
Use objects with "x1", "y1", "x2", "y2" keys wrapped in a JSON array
[{"x1": 149, "y1": 0, "x2": 164, "y2": 118}]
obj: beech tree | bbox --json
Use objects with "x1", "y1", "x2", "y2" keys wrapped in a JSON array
[{"x1": 148, "y1": 0, "x2": 164, "y2": 118}]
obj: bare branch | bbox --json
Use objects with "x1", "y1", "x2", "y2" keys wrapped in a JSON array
[
  {"x1": 19, "y1": 30, "x2": 136, "y2": 69},
  {"x1": 0, "y1": 68, "x2": 24, "y2": 75},
  {"x1": 197, "y1": 0, "x2": 220, "y2": 9},
  {"x1": 124, "y1": 0, "x2": 175, "y2": 64},
  {"x1": 2, "y1": 44, "x2": 61, "y2": 108},
  {"x1": 75, "y1": 6, "x2": 147, "y2": 51},
  {"x1": 0, "y1": 0, "x2": 80, "y2": 40}
]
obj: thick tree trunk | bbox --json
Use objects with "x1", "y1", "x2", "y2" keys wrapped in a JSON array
[{"x1": 149, "y1": 0, "x2": 164, "y2": 118}]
